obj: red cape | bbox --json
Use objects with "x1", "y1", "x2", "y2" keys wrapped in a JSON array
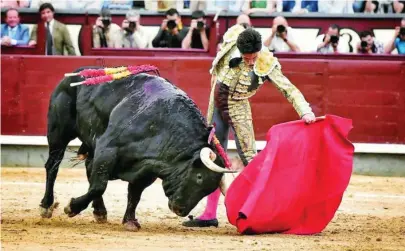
[{"x1": 224, "y1": 115, "x2": 354, "y2": 235}]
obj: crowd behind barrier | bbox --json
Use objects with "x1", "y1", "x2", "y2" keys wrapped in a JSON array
[
  {"x1": 1, "y1": 4, "x2": 405, "y2": 144},
  {"x1": 1, "y1": 6, "x2": 405, "y2": 56}
]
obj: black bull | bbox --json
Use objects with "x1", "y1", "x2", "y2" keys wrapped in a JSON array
[{"x1": 40, "y1": 66, "x2": 234, "y2": 230}]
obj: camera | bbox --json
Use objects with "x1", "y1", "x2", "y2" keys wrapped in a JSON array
[
  {"x1": 101, "y1": 18, "x2": 111, "y2": 28},
  {"x1": 276, "y1": 25, "x2": 286, "y2": 34},
  {"x1": 129, "y1": 21, "x2": 136, "y2": 29},
  {"x1": 330, "y1": 35, "x2": 339, "y2": 44},
  {"x1": 197, "y1": 21, "x2": 204, "y2": 30},
  {"x1": 361, "y1": 41, "x2": 368, "y2": 48},
  {"x1": 167, "y1": 20, "x2": 177, "y2": 30}
]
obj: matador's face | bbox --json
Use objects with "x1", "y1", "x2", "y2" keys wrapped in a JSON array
[{"x1": 242, "y1": 52, "x2": 259, "y2": 68}]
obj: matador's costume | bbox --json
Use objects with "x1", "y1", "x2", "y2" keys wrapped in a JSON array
[{"x1": 207, "y1": 24, "x2": 314, "y2": 166}]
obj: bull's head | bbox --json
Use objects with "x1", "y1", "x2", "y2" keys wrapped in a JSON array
[{"x1": 162, "y1": 146, "x2": 236, "y2": 217}]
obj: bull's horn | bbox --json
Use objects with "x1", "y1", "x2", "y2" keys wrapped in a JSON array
[
  {"x1": 219, "y1": 175, "x2": 230, "y2": 196},
  {"x1": 200, "y1": 147, "x2": 237, "y2": 173}
]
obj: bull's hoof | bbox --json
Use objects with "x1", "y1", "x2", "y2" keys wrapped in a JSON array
[
  {"x1": 39, "y1": 201, "x2": 60, "y2": 218},
  {"x1": 123, "y1": 220, "x2": 141, "y2": 232},
  {"x1": 64, "y1": 199, "x2": 78, "y2": 218},
  {"x1": 93, "y1": 212, "x2": 107, "y2": 223}
]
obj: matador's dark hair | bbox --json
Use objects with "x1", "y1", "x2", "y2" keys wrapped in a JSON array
[{"x1": 236, "y1": 28, "x2": 262, "y2": 54}]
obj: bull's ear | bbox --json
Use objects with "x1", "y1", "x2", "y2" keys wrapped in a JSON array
[{"x1": 191, "y1": 153, "x2": 204, "y2": 169}]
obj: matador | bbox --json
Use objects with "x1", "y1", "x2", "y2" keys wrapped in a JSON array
[{"x1": 183, "y1": 25, "x2": 316, "y2": 228}]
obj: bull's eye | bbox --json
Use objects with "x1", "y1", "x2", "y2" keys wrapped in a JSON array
[{"x1": 196, "y1": 173, "x2": 203, "y2": 185}]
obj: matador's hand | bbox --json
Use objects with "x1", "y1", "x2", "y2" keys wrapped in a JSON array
[{"x1": 302, "y1": 113, "x2": 316, "y2": 124}]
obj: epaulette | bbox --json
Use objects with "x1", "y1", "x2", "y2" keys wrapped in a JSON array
[
  {"x1": 253, "y1": 48, "x2": 279, "y2": 77},
  {"x1": 229, "y1": 57, "x2": 242, "y2": 68},
  {"x1": 209, "y1": 24, "x2": 246, "y2": 74}
]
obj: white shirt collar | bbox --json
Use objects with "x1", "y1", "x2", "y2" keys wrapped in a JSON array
[{"x1": 45, "y1": 19, "x2": 55, "y2": 34}]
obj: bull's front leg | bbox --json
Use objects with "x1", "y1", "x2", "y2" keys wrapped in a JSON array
[
  {"x1": 85, "y1": 158, "x2": 108, "y2": 223},
  {"x1": 64, "y1": 148, "x2": 116, "y2": 217},
  {"x1": 123, "y1": 176, "x2": 157, "y2": 231}
]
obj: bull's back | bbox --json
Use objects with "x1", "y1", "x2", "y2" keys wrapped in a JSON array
[{"x1": 74, "y1": 73, "x2": 182, "y2": 146}]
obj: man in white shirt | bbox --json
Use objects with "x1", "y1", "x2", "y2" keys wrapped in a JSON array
[
  {"x1": 121, "y1": 10, "x2": 150, "y2": 48},
  {"x1": 263, "y1": 16, "x2": 300, "y2": 52},
  {"x1": 314, "y1": 24, "x2": 349, "y2": 54}
]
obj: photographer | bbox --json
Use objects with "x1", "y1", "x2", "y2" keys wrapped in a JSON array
[
  {"x1": 121, "y1": 10, "x2": 149, "y2": 49},
  {"x1": 263, "y1": 16, "x2": 300, "y2": 53},
  {"x1": 385, "y1": 18, "x2": 405, "y2": 55},
  {"x1": 315, "y1": 24, "x2": 348, "y2": 54},
  {"x1": 152, "y1": 8, "x2": 189, "y2": 48},
  {"x1": 357, "y1": 30, "x2": 384, "y2": 54},
  {"x1": 93, "y1": 8, "x2": 122, "y2": 48},
  {"x1": 181, "y1": 10, "x2": 209, "y2": 50}
]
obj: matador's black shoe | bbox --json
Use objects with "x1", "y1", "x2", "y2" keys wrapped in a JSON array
[{"x1": 182, "y1": 215, "x2": 219, "y2": 228}]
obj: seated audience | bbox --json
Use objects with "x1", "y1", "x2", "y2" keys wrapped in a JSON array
[
  {"x1": 121, "y1": 10, "x2": 150, "y2": 48},
  {"x1": 0, "y1": 0, "x2": 30, "y2": 8},
  {"x1": 242, "y1": 0, "x2": 282, "y2": 14},
  {"x1": 385, "y1": 18, "x2": 405, "y2": 55},
  {"x1": 263, "y1": 16, "x2": 300, "y2": 52},
  {"x1": 206, "y1": 0, "x2": 244, "y2": 12},
  {"x1": 392, "y1": 0, "x2": 405, "y2": 13},
  {"x1": 189, "y1": 0, "x2": 207, "y2": 11},
  {"x1": 357, "y1": 30, "x2": 384, "y2": 54},
  {"x1": 93, "y1": 8, "x2": 122, "y2": 48},
  {"x1": 1, "y1": 8, "x2": 29, "y2": 46},
  {"x1": 181, "y1": 10, "x2": 209, "y2": 50},
  {"x1": 283, "y1": 0, "x2": 318, "y2": 13},
  {"x1": 102, "y1": 0, "x2": 133, "y2": 9},
  {"x1": 360, "y1": 0, "x2": 380, "y2": 13},
  {"x1": 28, "y1": 3, "x2": 75, "y2": 55},
  {"x1": 152, "y1": 8, "x2": 189, "y2": 48},
  {"x1": 318, "y1": 0, "x2": 354, "y2": 13},
  {"x1": 314, "y1": 24, "x2": 349, "y2": 54}
]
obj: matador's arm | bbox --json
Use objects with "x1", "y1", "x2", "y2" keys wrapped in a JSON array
[
  {"x1": 267, "y1": 64, "x2": 314, "y2": 118},
  {"x1": 254, "y1": 49, "x2": 314, "y2": 118}
]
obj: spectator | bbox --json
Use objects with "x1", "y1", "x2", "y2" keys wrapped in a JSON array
[
  {"x1": 242, "y1": 0, "x2": 282, "y2": 14},
  {"x1": 152, "y1": 8, "x2": 188, "y2": 48},
  {"x1": 392, "y1": 0, "x2": 405, "y2": 13},
  {"x1": 29, "y1": 0, "x2": 70, "y2": 10},
  {"x1": 28, "y1": 3, "x2": 75, "y2": 55},
  {"x1": 189, "y1": 0, "x2": 206, "y2": 11},
  {"x1": 283, "y1": 0, "x2": 318, "y2": 13},
  {"x1": 0, "y1": 0, "x2": 30, "y2": 8},
  {"x1": 352, "y1": 0, "x2": 364, "y2": 12},
  {"x1": 263, "y1": 16, "x2": 300, "y2": 52},
  {"x1": 121, "y1": 10, "x2": 150, "y2": 48},
  {"x1": 206, "y1": 0, "x2": 244, "y2": 12},
  {"x1": 1, "y1": 8, "x2": 30, "y2": 46},
  {"x1": 385, "y1": 18, "x2": 405, "y2": 54},
  {"x1": 361, "y1": 0, "x2": 380, "y2": 13},
  {"x1": 314, "y1": 24, "x2": 349, "y2": 54},
  {"x1": 357, "y1": 30, "x2": 384, "y2": 54},
  {"x1": 93, "y1": 8, "x2": 122, "y2": 48},
  {"x1": 236, "y1": 13, "x2": 252, "y2": 27},
  {"x1": 181, "y1": 10, "x2": 209, "y2": 50},
  {"x1": 318, "y1": 0, "x2": 354, "y2": 13},
  {"x1": 103, "y1": 0, "x2": 133, "y2": 10}
]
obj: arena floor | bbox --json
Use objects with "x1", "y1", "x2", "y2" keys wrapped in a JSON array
[{"x1": 1, "y1": 167, "x2": 404, "y2": 251}]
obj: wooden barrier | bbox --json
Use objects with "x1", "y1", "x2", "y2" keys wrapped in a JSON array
[{"x1": 1, "y1": 54, "x2": 404, "y2": 143}]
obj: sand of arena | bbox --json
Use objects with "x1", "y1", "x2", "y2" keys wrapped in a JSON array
[{"x1": 1, "y1": 167, "x2": 404, "y2": 251}]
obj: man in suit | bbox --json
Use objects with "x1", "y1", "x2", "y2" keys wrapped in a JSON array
[
  {"x1": 1, "y1": 8, "x2": 30, "y2": 46},
  {"x1": 28, "y1": 2, "x2": 76, "y2": 56}
]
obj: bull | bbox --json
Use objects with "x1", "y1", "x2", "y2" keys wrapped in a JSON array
[{"x1": 40, "y1": 66, "x2": 235, "y2": 230}]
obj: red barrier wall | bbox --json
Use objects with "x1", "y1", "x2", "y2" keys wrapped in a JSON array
[{"x1": 2, "y1": 55, "x2": 405, "y2": 143}]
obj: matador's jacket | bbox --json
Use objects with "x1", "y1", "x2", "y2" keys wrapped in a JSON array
[{"x1": 207, "y1": 24, "x2": 314, "y2": 165}]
